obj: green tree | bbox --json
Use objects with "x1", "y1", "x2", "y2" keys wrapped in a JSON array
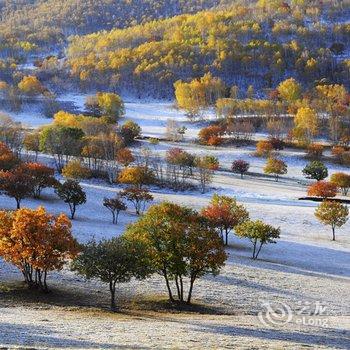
[
  {"x1": 40, "y1": 125, "x2": 84, "y2": 172},
  {"x1": 302, "y1": 161, "x2": 328, "y2": 181},
  {"x1": 55, "y1": 180, "x2": 86, "y2": 219},
  {"x1": 235, "y1": 220, "x2": 281, "y2": 259},
  {"x1": 72, "y1": 237, "x2": 152, "y2": 310},
  {"x1": 124, "y1": 202, "x2": 227, "y2": 304}
]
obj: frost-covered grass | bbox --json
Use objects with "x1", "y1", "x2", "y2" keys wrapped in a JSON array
[{"x1": 0, "y1": 95, "x2": 350, "y2": 349}]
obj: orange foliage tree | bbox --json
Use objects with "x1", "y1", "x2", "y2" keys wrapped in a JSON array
[
  {"x1": 0, "y1": 166, "x2": 33, "y2": 209},
  {"x1": 22, "y1": 162, "x2": 58, "y2": 198},
  {"x1": 116, "y1": 148, "x2": 135, "y2": 167},
  {"x1": 0, "y1": 142, "x2": 19, "y2": 171},
  {"x1": 307, "y1": 181, "x2": 337, "y2": 199},
  {"x1": 0, "y1": 207, "x2": 78, "y2": 291},
  {"x1": 198, "y1": 125, "x2": 223, "y2": 146},
  {"x1": 256, "y1": 140, "x2": 273, "y2": 157},
  {"x1": 202, "y1": 194, "x2": 249, "y2": 245}
]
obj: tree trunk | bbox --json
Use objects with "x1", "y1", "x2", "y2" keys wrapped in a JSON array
[
  {"x1": 252, "y1": 239, "x2": 257, "y2": 259},
  {"x1": 163, "y1": 270, "x2": 174, "y2": 302},
  {"x1": 16, "y1": 198, "x2": 21, "y2": 209},
  {"x1": 255, "y1": 242, "x2": 264, "y2": 260},
  {"x1": 109, "y1": 281, "x2": 116, "y2": 311},
  {"x1": 70, "y1": 203, "x2": 76, "y2": 220},
  {"x1": 187, "y1": 276, "x2": 195, "y2": 304},
  {"x1": 332, "y1": 226, "x2": 336, "y2": 241}
]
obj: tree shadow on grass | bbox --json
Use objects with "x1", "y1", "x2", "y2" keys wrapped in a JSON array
[{"x1": 0, "y1": 322, "x2": 142, "y2": 349}]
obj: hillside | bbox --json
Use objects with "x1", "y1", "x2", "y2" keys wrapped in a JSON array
[
  {"x1": 66, "y1": 1, "x2": 350, "y2": 98},
  {"x1": 0, "y1": 0, "x2": 230, "y2": 58}
]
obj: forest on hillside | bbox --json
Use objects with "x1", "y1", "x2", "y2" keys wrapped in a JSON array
[
  {"x1": 66, "y1": 0, "x2": 350, "y2": 97},
  {"x1": 0, "y1": 0, "x2": 229, "y2": 58}
]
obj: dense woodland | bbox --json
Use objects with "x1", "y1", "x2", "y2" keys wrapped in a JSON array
[
  {"x1": 0, "y1": 0, "x2": 227, "y2": 58},
  {"x1": 66, "y1": 0, "x2": 350, "y2": 97}
]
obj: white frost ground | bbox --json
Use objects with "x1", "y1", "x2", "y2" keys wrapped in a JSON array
[{"x1": 0, "y1": 95, "x2": 349, "y2": 349}]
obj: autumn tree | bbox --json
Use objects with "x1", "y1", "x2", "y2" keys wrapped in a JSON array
[
  {"x1": 18, "y1": 75, "x2": 45, "y2": 95},
  {"x1": 120, "y1": 187, "x2": 153, "y2": 215},
  {"x1": 330, "y1": 173, "x2": 350, "y2": 196},
  {"x1": 315, "y1": 201, "x2": 349, "y2": 241},
  {"x1": 118, "y1": 166, "x2": 155, "y2": 189},
  {"x1": 231, "y1": 160, "x2": 250, "y2": 179},
  {"x1": 256, "y1": 140, "x2": 273, "y2": 157},
  {"x1": 198, "y1": 125, "x2": 223, "y2": 146},
  {"x1": 174, "y1": 73, "x2": 225, "y2": 118},
  {"x1": 22, "y1": 162, "x2": 58, "y2": 199},
  {"x1": 202, "y1": 194, "x2": 249, "y2": 245},
  {"x1": 86, "y1": 93, "x2": 125, "y2": 121},
  {"x1": 0, "y1": 207, "x2": 78, "y2": 291},
  {"x1": 116, "y1": 148, "x2": 135, "y2": 167},
  {"x1": 302, "y1": 161, "x2": 328, "y2": 181},
  {"x1": 120, "y1": 121, "x2": 141, "y2": 145},
  {"x1": 62, "y1": 160, "x2": 91, "y2": 180},
  {"x1": 277, "y1": 78, "x2": 301, "y2": 105},
  {"x1": 264, "y1": 158, "x2": 287, "y2": 181},
  {"x1": 235, "y1": 220, "x2": 281, "y2": 259},
  {"x1": 195, "y1": 155, "x2": 219, "y2": 193},
  {"x1": 294, "y1": 107, "x2": 318, "y2": 144},
  {"x1": 307, "y1": 181, "x2": 338, "y2": 199},
  {"x1": 103, "y1": 196, "x2": 127, "y2": 224},
  {"x1": 55, "y1": 180, "x2": 86, "y2": 219},
  {"x1": 72, "y1": 237, "x2": 151, "y2": 310},
  {"x1": 165, "y1": 147, "x2": 195, "y2": 189},
  {"x1": 23, "y1": 131, "x2": 40, "y2": 161},
  {"x1": 307, "y1": 143, "x2": 324, "y2": 160},
  {"x1": 124, "y1": 202, "x2": 227, "y2": 303},
  {"x1": 0, "y1": 142, "x2": 19, "y2": 171},
  {"x1": 0, "y1": 167, "x2": 33, "y2": 209}
]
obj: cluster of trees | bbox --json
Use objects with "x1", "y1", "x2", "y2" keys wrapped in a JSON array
[
  {"x1": 66, "y1": 2, "x2": 350, "y2": 97},
  {"x1": 196, "y1": 78, "x2": 350, "y2": 147}
]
